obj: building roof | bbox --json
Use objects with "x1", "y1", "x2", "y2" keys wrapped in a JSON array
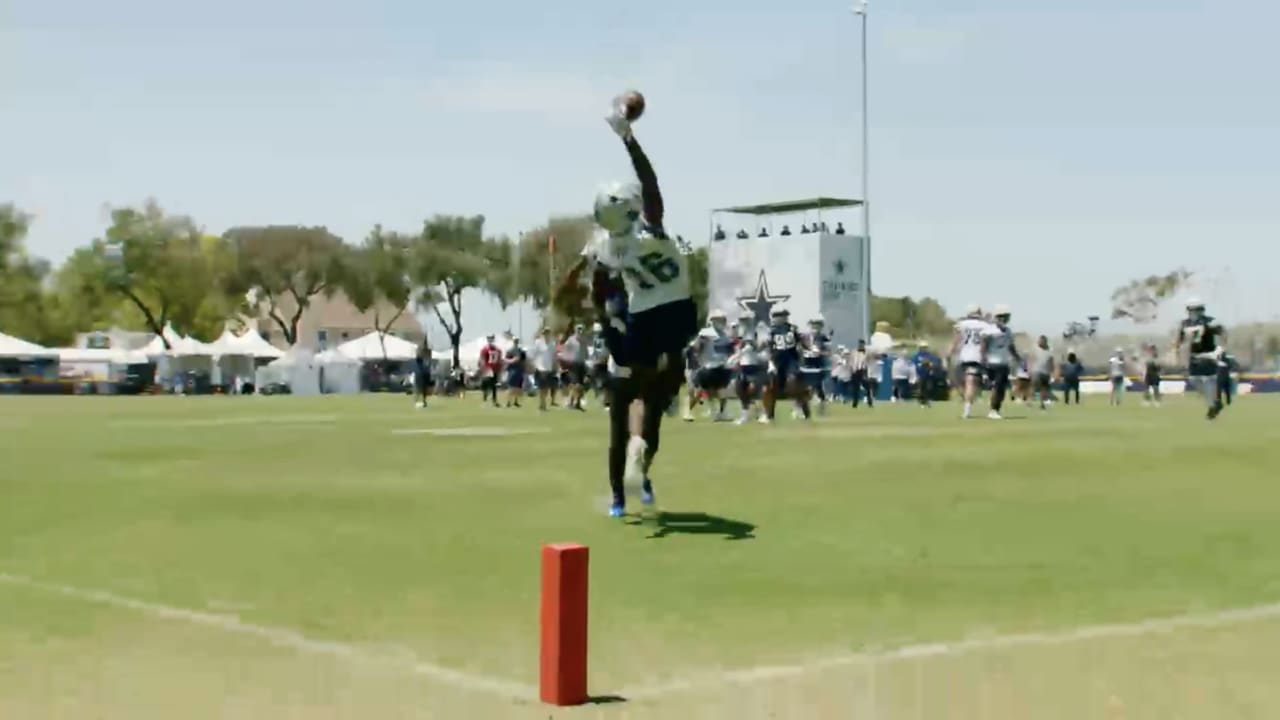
[{"x1": 713, "y1": 197, "x2": 863, "y2": 216}]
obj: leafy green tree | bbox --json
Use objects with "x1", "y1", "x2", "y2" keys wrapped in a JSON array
[
  {"x1": 1110, "y1": 268, "x2": 1193, "y2": 323},
  {"x1": 409, "y1": 215, "x2": 509, "y2": 368},
  {"x1": 94, "y1": 201, "x2": 233, "y2": 346},
  {"x1": 0, "y1": 205, "x2": 70, "y2": 345},
  {"x1": 342, "y1": 226, "x2": 437, "y2": 361},
  {"x1": 223, "y1": 225, "x2": 346, "y2": 346}
]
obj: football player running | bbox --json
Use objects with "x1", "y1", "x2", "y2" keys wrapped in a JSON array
[
  {"x1": 730, "y1": 311, "x2": 766, "y2": 424},
  {"x1": 1172, "y1": 298, "x2": 1228, "y2": 420},
  {"x1": 982, "y1": 304, "x2": 1021, "y2": 420},
  {"x1": 694, "y1": 309, "x2": 734, "y2": 421},
  {"x1": 554, "y1": 93, "x2": 698, "y2": 517},
  {"x1": 799, "y1": 315, "x2": 832, "y2": 416},
  {"x1": 760, "y1": 307, "x2": 812, "y2": 424},
  {"x1": 949, "y1": 304, "x2": 991, "y2": 419}
]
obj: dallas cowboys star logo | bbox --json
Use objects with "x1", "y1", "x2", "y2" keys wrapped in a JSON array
[
  {"x1": 833, "y1": 258, "x2": 847, "y2": 276},
  {"x1": 736, "y1": 270, "x2": 790, "y2": 325}
]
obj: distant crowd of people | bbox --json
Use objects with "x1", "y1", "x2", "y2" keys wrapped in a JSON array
[{"x1": 713, "y1": 222, "x2": 848, "y2": 240}]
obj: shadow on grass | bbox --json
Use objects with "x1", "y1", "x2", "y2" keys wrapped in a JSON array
[
  {"x1": 628, "y1": 511, "x2": 756, "y2": 541},
  {"x1": 586, "y1": 694, "x2": 627, "y2": 705}
]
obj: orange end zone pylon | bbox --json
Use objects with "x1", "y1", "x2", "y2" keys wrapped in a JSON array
[{"x1": 539, "y1": 543, "x2": 589, "y2": 706}]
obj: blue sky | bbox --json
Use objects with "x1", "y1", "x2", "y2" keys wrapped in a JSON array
[{"x1": 3, "y1": 0, "x2": 1276, "y2": 339}]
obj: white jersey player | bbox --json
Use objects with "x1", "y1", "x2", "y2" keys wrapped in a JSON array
[
  {"x1": 693, "y1": 309, "x2": 734, "y2": 421},
  {"x1": 950, "y1": 304, "x2": 992, "y2": 419},
  {"x1": 556, "y1": 94, "x2": 698, "y2": 518}
]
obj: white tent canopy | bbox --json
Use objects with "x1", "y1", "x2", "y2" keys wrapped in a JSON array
[
  {"x1": 228, "y1": 330, "x2": 285, "y2": 359},
  {"x1": 336, "y1": 331, "x2": 419, "y2": 362},
  {"x1": 205, "y1": 328, "x2": 244, "y2": 356},
  {"x1": 0, "y1": 331, "x2": 56, "y2": 358},
  {"x1": 259, "y1": 345, "x2": 321, "y2": 395},
  {"x1": 141, "y1": 324, "x2": 187, "y2": 357},
  {"x1": 316, "y1": 348, "x2": 361, "y2": 394}
]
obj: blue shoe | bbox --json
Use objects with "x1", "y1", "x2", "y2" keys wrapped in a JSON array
[
  {"x1": 640, "y1": 481, "x2": 655, "y2": 507},
  {"x1": 608, "y1": 503, "x2": 626, "y2": 518}
]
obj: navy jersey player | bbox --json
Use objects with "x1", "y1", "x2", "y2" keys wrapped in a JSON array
[
  {"x1": 800, "y1": 315, "x2": 832, "y2": 416},
  {"x1": 1172, "y1": 297, "x2": 1227, "y2": 419},
  {"x1": 554, "y1": 94, "x2": 698, "y2": 516},
  {"x1": 760, "y1": 307, "x2": 812, "y2": 424}
]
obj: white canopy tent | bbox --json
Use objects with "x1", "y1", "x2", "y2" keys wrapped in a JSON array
[
  {"x1": 316, "y1": 348, "x2": 362, "y2": 394},
  {"x1": 228, "y1": 330, "x2": 285, "y2": 360},
  {"x1": 0, "y1": 331, "x2": 56, "y2": 358},
  {"x1": 336, "y1": 331, "x2": 419, "y2": 362},
  {"x1": 258, "y1": 345, "x2": 321, "y2": 396},
  {"x1": 56, "y1": 347, "x2": 150, "y2": 382}
]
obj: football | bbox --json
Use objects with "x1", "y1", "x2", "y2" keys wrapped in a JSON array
[{"x1": 618, "y1": 90, "x2": 645, "y2": 121}]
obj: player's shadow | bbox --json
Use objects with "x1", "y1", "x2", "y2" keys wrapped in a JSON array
[{"x1": 631, "y1": 511, "x2": 756, "y2": 541}]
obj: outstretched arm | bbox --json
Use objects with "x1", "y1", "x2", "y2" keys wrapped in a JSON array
[{"x1": 623, "y1": 135, "x2": 664, "y2": 230}]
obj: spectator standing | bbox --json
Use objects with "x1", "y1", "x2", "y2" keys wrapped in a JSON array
[
  {"x1": 504, "y1": 338, "x2": 527, "y2": 408},
  {"x1": 532, "y1": 328, "x2": 557, "y2": 411},
  {"x1": 1061, "y1": 351, "x2": 1083, "y2": 404},
  {"x1": 849, "y1": 340, "x2": 873, "y2": 408},
  {"x1": 413, "y1": 339, "x2": 432, "y2": 409},
  {"x1": 891, "y1": 353, "x2": 914, "y2": 402},
  {"x1": 1107, "y1": 348, "x2": 1127, "y2": 406},
  {"x1": 478, "y1": 335, "x2": 503, "y2": 407}
]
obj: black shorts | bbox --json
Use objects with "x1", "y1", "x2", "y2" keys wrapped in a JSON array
[
  {"x1": 563, "y1": 362, "x2": 587, "y2": 385},
  {"x1": 987, "y1": 364, "x2": 1011, "y2": 386},
  {"x1": 960, "y1": 361, "x2": 984, "y2": 377},
  {"x1": 696, "y1": 366, "x2": 731, "y2": 391},
  {"x1": 535, "y1": 370, "x2": 556, "y2": 388},
  {"x1": 771, "y1": 361, "x2": 801, "y2": 391},
  {"x1": 800, "y1": 370, "x2": 826, "y2": 390},
  {"x1": 1034, "y1": 373, "x2": 1052, "y2": 393},
  {"x1": 607, "y1": 298, "x2": 699, "y2": 370}
]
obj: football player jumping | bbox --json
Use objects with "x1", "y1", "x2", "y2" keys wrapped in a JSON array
[{"x1": 554, "y1": 93, "x2": 699, "y2": 517}]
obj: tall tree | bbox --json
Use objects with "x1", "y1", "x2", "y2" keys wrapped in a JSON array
[
  {"x1": 342, "y1": 226, "x2": 434, "y2": 361},
  {"x1": 0, "y1": 205, "x2": 71, "y2": 345},
  {"x1": 870, "y1": 295, "x2": 952, "y2": 337},
  {"x1": 1110, "y1": 268, "x2": 1193, "y2": 323},
  {"x1": 91, "y1": 201, "x2": 228, "y2": 347},
  {"x1": 511, "y1": 215, "x2": 596, "y2": 310},
  {"x1": 223, "y1": 225, "x2": 346, "y2": 346},
  {"x1": 408, "y1": 215, "x2": 507, "y2": 369}
]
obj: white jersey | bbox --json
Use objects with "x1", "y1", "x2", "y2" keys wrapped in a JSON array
[
  {"x1": 735, "y1": 329, "x2": 763, "y2": 367},
  {"x1": 698, "y1": 327, "x2": 733, "y2": 368},
  {"x1": 1108, "y1": 355, "x2": 1126, "y2": 378},
  {"x1": 581, "y1": 228, "x2": 691, "y2": 314},
  {"x1": 531, "y1": 338, "x2": 556, "y2": 373},
  {"x1": 954, "y1": 317, "x2": 992, "y2": 364},
  {"x1": 984, "y1": 324, "x2": 1015, "y2": 367}
]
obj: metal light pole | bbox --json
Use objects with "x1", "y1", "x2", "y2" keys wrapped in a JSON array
[{"x1": 855, "y1": 0, "x2": 872, "y2": 341}]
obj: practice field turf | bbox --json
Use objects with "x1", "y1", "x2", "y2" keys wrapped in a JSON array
[{"x1": 3, "y1": 394, "x2": 1280, "y2": 719}]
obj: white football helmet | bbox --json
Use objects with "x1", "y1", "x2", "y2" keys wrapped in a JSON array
[
  {"x1": 965, "y1": 303, "x2": 982, "y2": 318},
  {"x1": 593, "y1": 181, "x2": 642, "y2": 235},
  {"x1": 1186, "y1": 297, "x2": 1205, "y2": 320},
  {"x1": 993, "y1": 304, "x2": 1012, "y2": 321},
  {"x1": 708, "y1": 308, "x2": 728, "y2": 330},
  {"x1": 809, "y1": 314, "x2": 825, "y2": 329},
  {"x1": 770, "y1": 306, "x2": 789, "y2": 322}
]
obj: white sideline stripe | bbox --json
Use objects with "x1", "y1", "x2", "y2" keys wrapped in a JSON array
[
  {"x1": 622, "y1": 600, "x2": 1280, "y2": 699},
  {"x1": 391, "y1": 427, "x2": 549, "y2": 436},
  {"x1": 113, "y1": 414, "x2": 339, "y2": 428},
  {"x1": 0, "y1": 573, "x2": 534, "y2": 699}
]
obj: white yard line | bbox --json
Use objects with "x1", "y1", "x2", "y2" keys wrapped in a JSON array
[
  {"x1": 391, "y1": 427, "x2": 549, "y2": 436},
  {"x1": 9, "y1": 571, "x2": 1279, "y2": 705},
  {"x1": 112, "y1": 414, "x2": 340, "y2": 428},
  {"x1": 622, "y1": 600, "x2": 1280, "y2": 699},
  {"x1": 0, "y1": 573, "x2": 534, "y2": 699}
]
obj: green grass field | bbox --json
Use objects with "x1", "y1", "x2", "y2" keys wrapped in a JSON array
[{"x1": 3, "y1": 393, "x2": 1280, "y2": 719}]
